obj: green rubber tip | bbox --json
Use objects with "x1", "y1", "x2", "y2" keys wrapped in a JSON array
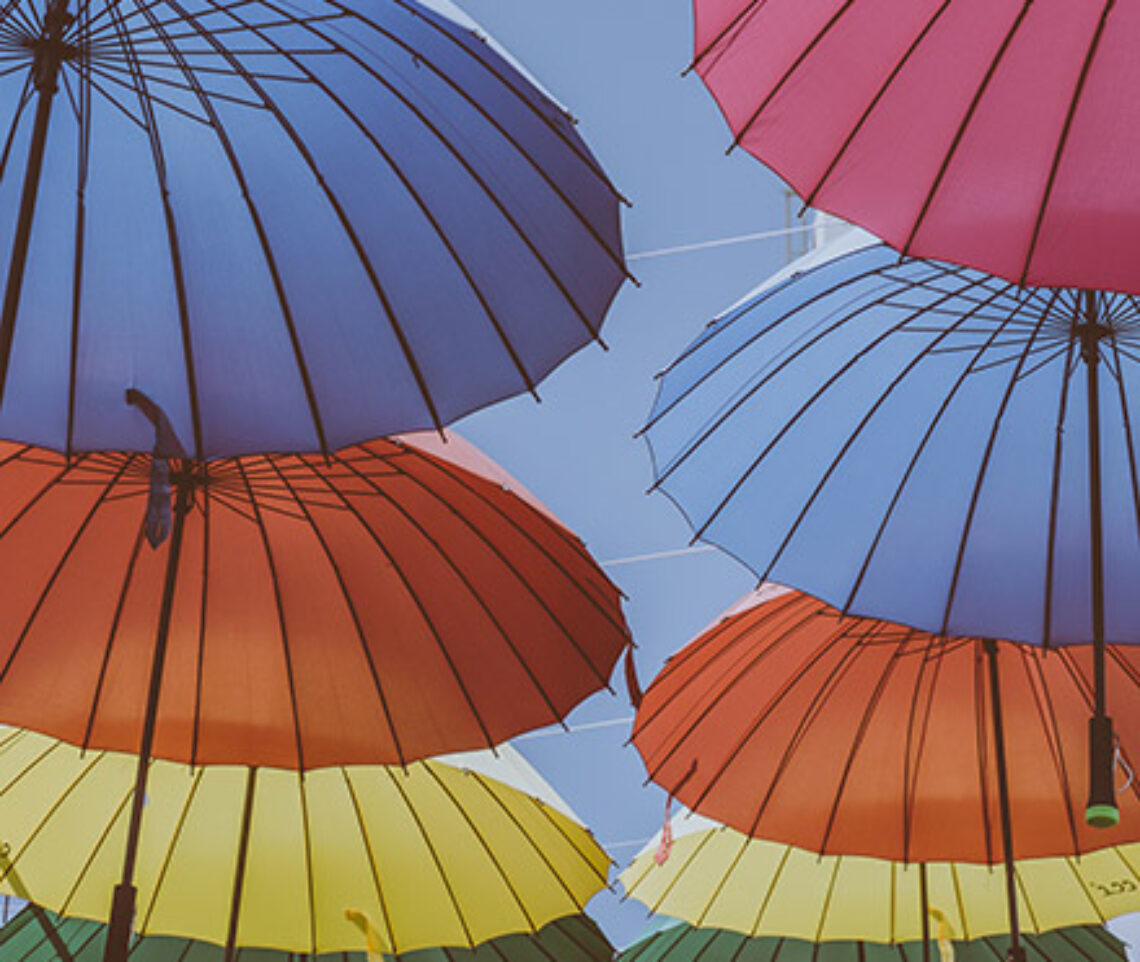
[{"x1": 1086, "y1": 803, "x2": 1121, "y2": 828}]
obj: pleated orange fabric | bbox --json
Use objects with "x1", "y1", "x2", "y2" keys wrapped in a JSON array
[
  {"x1": 633, "y1": 587, "x2": 1140, "y2": 863},
  {"x1": 0, "y1": 435, "x2": 629, "y2": 768}
]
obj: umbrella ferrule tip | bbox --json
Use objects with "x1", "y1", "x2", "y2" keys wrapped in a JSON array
[{"x1": 1085, "y1": 803, "x2": 1121, "y2": 828}]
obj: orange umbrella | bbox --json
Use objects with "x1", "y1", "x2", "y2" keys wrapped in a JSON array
[
  {"x1": 0, "y1": 434, "x2": 629, "y2": 768},
  {"x1": 632, "y1": 586, "x2": 1140, "y2": 864}
]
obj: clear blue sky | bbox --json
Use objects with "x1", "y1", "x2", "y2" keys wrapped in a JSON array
[{"x1": 449, "y1": 0, "x2": 1140, "y2": 956}]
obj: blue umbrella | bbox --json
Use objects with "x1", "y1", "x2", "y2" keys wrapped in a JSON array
[
  {"x1": 0, "y1": 0, "x2": 626, "y2": 459},
  {"x1": 643, "y1": 243, "x2": 1140, "y2": 830}
]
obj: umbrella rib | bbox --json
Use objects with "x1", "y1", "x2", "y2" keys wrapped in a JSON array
[
  {"x1": 287, "y1": 452, "x2": 496, "y2": 753},
  {"x1": 1018, "y1": 0, "x2": 1115, "y2": 284},
  {"x1": 662, "y1": 263, "x2": 985, "y2": 526},
  {"x1": 232, "y1": 458, "x2": 306, "y2": 770},
  {"x1": 420, "y1": 766, "x2": 540, "y2": 932},
  {"x1": 645, "y1": 251, "x2": 911, "y2": 433},
  {"x1": 63, "y1": 27, "x2": 92, "y2": 457},
  {"x1": 250, "y1": 0, "x2": 615, "y2": 346},
  {"x1": 384, "y1": 766, "x2": 476, "y2": 949},
  {"x1": 800, "y1": 0, "x2": 953, "y2": 212},
  {"x1": 1021, "y1": 648, "x2": 1082, "y2": 855},
  {"x1": 385, "y1": 443, "x2": 627, "y2": 681},
  {"x1": 347, "y1": 0, "x2": 629, "y2": 276},
  {"x1": 140, "y1": 0, "x2": 445, "y2": 433},
  {"x1": 1105, "y1": 332, "x2": 1140, "y2": 577},
  {"x1": 1041, "y1": 314, "x2": 1078, "y2": 648},
  {"x1": 260, "y1": 455, "x2": 405, "y2": 765},
  {"x1": 79, "y1": 522, "x2": 149, "y2": 752},
  {"x1": 688, "y1": 0, "x2": 776, "y2": 75},
  {"x1": 0, "y1": 454, "x2": 137, "y2": 688},
  {"x1": 728, "y1": 0, "x2": 856, "y2": 152},
  {"x1": 0, "y1": 73, "x2": 35, "y2": 181},
  {"x1": 460, "y1": 768, "x2": 608, "y2": 903},
  {"x1": 814, "y1": 632, "x2": 912, "y2": 855},
  {"x1": 52, "y1": 758, "x2": 137, "y2": 917},
  {"x1": 974, "y1": 652, "x2": 996, "y2": 865},
  {"x1": 190, "y1": 489, "x2": 208, "y2": 767},
  {"x1": 637, "y1": 598, "x2": 842, "y2": 816},
  {"x1": 388, "y1": 0, "x2": 625, "y2": 206},
  {"x1": 124, "y1": 0, "x2": 336, "y2": 455},
  {"x1": 135, "y1": 766, "x2": 206, "y2": 935},
  {"x1": 900, "y1": 638, "x2": 949, "y2": 863},
  {"x1": 632, "y1": 589, "x2": 800, "y2": 743},
  {"x1": 659, "y1": 262, "x2": 966, "y2": 448},
  {"x1": 747, "y1": 834, "x2": 793, "y2": 936},
  {"x1": 757, "y1": 271, "x2": 1015, "y2": 588},
  {"x1": 334, "y1": 449, "x2": 576, "y2": 732},
  {"x1": 101, "y1": 0, "x2": 205, "y2": 458},
  {"x1": 203, "y1": 6, "x2": 599, "y2": 393},
  {"x1": 841, "y1": 287, "x2": 1056, "y2": 617},
  {"x1": 902, "y1": 1, "x2": 1034, "y2": 256},
  {"x1": 203, "y1": 0, "x2": 616, "y2": 364},
  {"x1": 336, "y1": 768, "x2": 397, "y2": 952},
  {"x1": 938, "y1": 293, "x2": 1058, "y2": 635}
]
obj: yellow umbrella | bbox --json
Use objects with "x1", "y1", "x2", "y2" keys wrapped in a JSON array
[
  {"x1": 0, "y1": 729, "x2": 609, "y2": 955},
  {"x1": 618, "y1": 815, "x2": 1140, "y2": 942}
]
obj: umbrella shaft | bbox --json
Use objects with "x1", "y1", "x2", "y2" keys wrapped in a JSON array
[
  {"x1": 0, "y1": 0, "x2": 71, "y2": 401},
  {"x1": 1085, "y1": 348, "x2": 1106, "y2": 717},
  {"x1": 983, "y1": 640, "x2": 1022, "y2": 959},
  {"x1": 104, "y1": 478, "x2": 192, "y2": 962}
]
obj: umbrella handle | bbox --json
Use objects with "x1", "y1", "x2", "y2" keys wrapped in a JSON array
[{"x1": 1088, "y1": 715, "x2": 1120, "y2": 828}]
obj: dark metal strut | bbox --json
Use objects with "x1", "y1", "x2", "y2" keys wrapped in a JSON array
[
  {"x1": 1078, "y1": 290, "x2": 1119, "y2": 830},
  {"x1": 103, "y1": 474, "x2": 194, "y2": 962},
  {"x1": 983, "y1": 640, "x2": 1025, "y2": 962},
  {"x1": 0, "y1": 0, "x2": 75, "y2": 401}
]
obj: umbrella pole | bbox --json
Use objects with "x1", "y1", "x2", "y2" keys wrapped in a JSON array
[
  {"x1": 1079, "y1": 291, "x2": 1119, "y2": 829},
  {"x1": 103, "y1": 477, "x2": 193, "y2": 962},
  {"x1": 0, "y1": 0, "x2": 73, "y2": 400},
  {"x1": 983, "y1": 640, "x2": 1025, "y2": 962}
]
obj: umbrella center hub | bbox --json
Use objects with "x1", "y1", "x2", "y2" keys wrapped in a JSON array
[{"x1": 1073, "y1": 319, "x2": 1113, "y2": 364}]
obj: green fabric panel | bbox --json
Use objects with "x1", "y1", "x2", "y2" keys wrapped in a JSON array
[
  {"x1": 618, "y1": 925, "x2": 1127, "y2": 962},
  {"x1": 0, "y1": 910, "x2": 612, "y2": 962}
]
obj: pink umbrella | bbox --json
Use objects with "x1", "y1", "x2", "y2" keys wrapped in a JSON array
[{"x1": 693, "y1": 0, "x2": 1140, "y2": 293}]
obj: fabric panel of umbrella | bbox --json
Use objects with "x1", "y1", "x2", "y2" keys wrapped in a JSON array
[
  {"x1": 643, "y1": 244, "x2": 1140, "y2": 827},
  {"x1": 0, "y1": 432, "x2": 629, "y2": 961},
  {"x1": 0, "y1": 907, "x2": 615, "y2": 962},
  {"x1": 689, "y1": 0, "x2": 1140, "y2": 294},
  {"x1": 618, "y1": 817, "x2": 1140, "y2": 943},
  {"x1": 0, "y1": 0, "x2": 628, "y2": 458},
  {"x1": 0, "y1": 728, "x2": 611, "y2": 955},
  {"x1": 618, "y1": 921, "x2": 1127, "y2": 962}
]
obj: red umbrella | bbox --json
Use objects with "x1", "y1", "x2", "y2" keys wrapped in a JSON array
[
  {"x1": 633, "y1": 587, "x2": 1140, "y2": 862},
  {"x1": 0, "y1": 434, "x2": 629, "y2": 769},
  {"x1": 692, "y1": 0, "x2": 1140, "y2": 293},
  {"x1": 632, "y1": 586, "x2": 1140, "y2": 960}
]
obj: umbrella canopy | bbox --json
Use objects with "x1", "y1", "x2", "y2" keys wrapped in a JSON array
[
  {"x1": 644, "y1": 243, "x2": 1140, "y2": 647},
  {"x1": 0, "y1": 728, "x2": 611, "y2": 954},
  {"x1": 631, "y1": 587, "x2": 1140, "y2": 863},
  {"x1": 0, "y1": 0, "x2": 626, "y2": 459},
  {"x1": 691, "y1": 0, "x2": 1140, "y2": 293},
  {"x1": 618, "y1": 816, "x2": 1140, "y2": 943},
  {"x1": 0, "y1": 434, "x2": 629, "y2": 768},
  {"x1": 0, "y1": 907, "x2": 615, "y2": 962},
  {"x1": 619, "y1": 921, "x2": 1127, "y2": 962}
]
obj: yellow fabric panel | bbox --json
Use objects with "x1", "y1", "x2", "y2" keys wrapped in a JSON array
[
  {"x1": 236, "y1": 768, "x2": 314, "y2": 951},
  {"x1": 0, "y1": 730, "x2": 608, "y2": 954},
  {"x1": 620, "y1": 825, "x2": 1140, "y2": 942}
]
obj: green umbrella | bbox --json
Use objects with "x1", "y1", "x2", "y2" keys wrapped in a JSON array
[
  {"x1": 0, "y1": 909, "x2": 614, "y2": 962},
  {"x1": 618, "y1": 923, "x2": 1126, "y2": 962}
]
